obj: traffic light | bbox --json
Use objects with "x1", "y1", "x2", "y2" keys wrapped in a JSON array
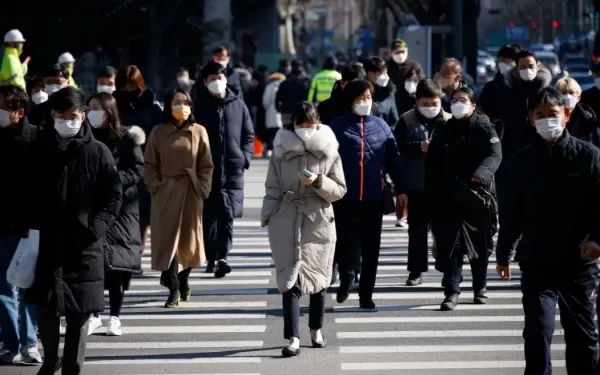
[
  {"x1": 509, "y1": 21, "x2": 515, "y2": 27},
  {"x1": 531, "y1": 21, "x2": 538, "y2": 28},
  {"x1": 552, "y1": 21, "x2": 559, "y2": 28}
]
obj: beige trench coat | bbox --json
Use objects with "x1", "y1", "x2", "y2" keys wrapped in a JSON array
[
  {"x1": 143, "y1": 122, "x2": 214, "y2": 271},
  {"x1": 261, "y1": 124, "x2": 347, "y2": 295}
]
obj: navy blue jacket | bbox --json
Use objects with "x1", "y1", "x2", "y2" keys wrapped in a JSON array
[
  {"x1": 194, "y1": 86, "x2": 254, "y2": 218},
  {"x1": 330, "y1": 114, "x2": 406, "y2": 201}
]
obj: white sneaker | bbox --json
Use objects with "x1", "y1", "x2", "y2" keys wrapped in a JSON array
[
  {"x1": 106, "y1": 316, "x2": 122, "y2": 336},
  {"x1": 87, "y1": 316, "x2": 102, "y2": 336},
  {"x1": 395, "y1": 218, "x2": 407, "y2": 228},
  {"x1": 20, "y1": 345, "x2": 42, "y2": 364}
]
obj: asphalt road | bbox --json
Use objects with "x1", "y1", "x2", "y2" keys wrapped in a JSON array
[{"x1": 3, "y1": 158, "x2": 568, "y2": 375}]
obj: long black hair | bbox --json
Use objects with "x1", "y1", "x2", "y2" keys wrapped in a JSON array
[
  {"x1": 162, "y1": 88, "x2": 196, "y2": 126},
  {"x1": 87, "y1": 92, "x2": 122, "y2": 141}
]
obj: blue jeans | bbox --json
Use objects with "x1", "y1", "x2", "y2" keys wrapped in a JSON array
[{"x1": 0, "y1": 234, "x2": 38, "y2": 351}]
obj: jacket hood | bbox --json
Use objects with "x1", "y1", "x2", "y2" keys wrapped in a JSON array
[
  {"x1": 124, "y1": 125, "x2": 146, "y2": 145},
  {"x1": 267, "y1": 72, "x2": 286, "y2": 83},
  {"x1": 273, "y1": 124, "x2": 339, "y2": 160},
  {"x1": 504, "y1": 63, "x2": 553, "y2": 89}
]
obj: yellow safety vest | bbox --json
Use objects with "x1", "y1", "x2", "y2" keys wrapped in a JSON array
[{"x1": 308, "y1": 69, "x2": 342, "y2": 103}]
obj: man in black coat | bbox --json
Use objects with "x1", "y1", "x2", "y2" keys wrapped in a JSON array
[
  {"x1": 211, "y1": 46, "x2": 244, "y2": 101},
  {"x1": 496, "y1": 87, "x2": 600, "y2": 375},
  {"x1": 436, "y1": 58, "x2": 469, "y2": 113},
  {"x1": 194, "y1": 61, "x2": 254, "y2": 278},
  {"x1": 276, "y1": 60, "x2": 311, "y2": 124},
  {"x1": 318, "y1": 62, "x2": 366, "y2": 125},
  {"x1": 26, "y1": 87, "x2": 122, "y2": 375},
  {"x1": 580, "y1": 62, "x2": 600, "y2": 117},
  {"x1": 28, "y1": 63, "x2": 72, "y2": 131},
  {"x1": 0, "y1": 85, "x2": 41, "y2": 364}
]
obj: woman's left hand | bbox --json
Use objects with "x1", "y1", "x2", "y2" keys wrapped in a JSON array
[{"x1": 299, "y1": 172, "x2": 318, "y2": 185}]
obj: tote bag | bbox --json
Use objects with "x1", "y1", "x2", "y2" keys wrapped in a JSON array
[{"x1": 7, "y1": 230, "x2": 40, "y2": 289}]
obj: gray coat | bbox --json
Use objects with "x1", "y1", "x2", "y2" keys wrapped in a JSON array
[{"x1": 261, "y1": 124, "x2": 347, "y2": 294}]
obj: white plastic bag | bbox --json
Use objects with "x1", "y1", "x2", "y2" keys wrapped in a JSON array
[{"x1": 7, "y1": 230, "x2": 40, "y2": 289}]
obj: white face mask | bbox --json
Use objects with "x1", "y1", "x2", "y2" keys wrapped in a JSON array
[
  {"x1": 519, "y1": 68, "x2": 536, "y2": 81},
  {"x1": 375, "y1": 74, "x2": 390, "y2": 87},
  {"x1": 207, "y1": 79, "x2": 227, "y2": 95},
  {"x1": 87, "y1": 110, "x2": 106, "y2": 128},
  {"x1": 564, "y1": 94, "x2": 578, "y2": 109},
  {"x1": 535, "y1": 117, "x2": 564, "y2": 141},
  {"x1": 44, "y1": 84, "x2": 62, "y2": 95},
  {"x1": 418, "y1": 106, "x2": 441, "y2": 119},
  {"x1": 0, "y1": 109, "x2": 12, "y2": 127},
  {"x1": 595, "y1": 77, "x2": 600, "y2": 90},
  {"x1": 32, "y1": 91, "x2": 48, "y2": 105},
  {"x1": 451, "y1": 102, "x2": 471, "y2": 119},
  {"x1": 97, "y1": 85, "x2": 115, "y2": 94},
  {"x1": 354, "y1": 100, "x2": 372, "y2": 116},
  {"x1": 404, "y1": 81, "x2": 417, "y2": 94},
  {"x1": 392, "y1": 53, "x2": 407, "y2": 64},
  {"x1": 218, "y1": 59, "x2": 229, "y2": 68},
  {"x1": 498, "y1": 62, "x2": 515, "y2": 75},
  {"x1": 295, "y1": 127, "x2": 316, "y2": 141},
  {"x1": 54, "y1": 118, "x2": 82, "y2": 138},
  {"x1": 177, "y1": 76, "x2": 189, "y2": 85}
]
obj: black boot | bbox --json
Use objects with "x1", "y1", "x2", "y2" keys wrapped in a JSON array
[
  {"x1": 336, "y1": 282, "x2": 351, "y2": 304},
  {"x1": 440, "y1": 293, "x2": 459, "y2": 311},
  {"x1": 406, "y1": 272, "x2": 422, "y2": 286}
]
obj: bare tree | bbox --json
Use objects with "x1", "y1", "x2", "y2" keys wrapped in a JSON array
[{"x1": 277, "y1": 0, "x2": 314, "y2": 54}]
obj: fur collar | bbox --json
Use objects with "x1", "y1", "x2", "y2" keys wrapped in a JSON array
[
  {"x1": 124, "y1": 125, "x2": 146, "y2": 145},
  {"x1": 273, "y1": 124, "x2": 339, "y2": 160},
  {"x1": 504, "y1": 63, "x2": 552, "y2": 89}
]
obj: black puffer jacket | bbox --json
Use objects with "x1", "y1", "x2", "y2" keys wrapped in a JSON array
[
  {"x1": 567, "y1": 102, "x2": 600, "y2": 148},
  {"x1": 92, "y1": 125, "x2": 145, "y2": 275},
  {"x1": 26, "y1": 122, "x2": 122, "y2": 315},
  {"x1": 317, "y1": 82, "x2": 345, "y2": 125}
]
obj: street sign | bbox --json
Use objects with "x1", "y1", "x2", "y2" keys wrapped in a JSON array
[{"x1": 506, "y1": 26, "x2": 529, "y2": 41}]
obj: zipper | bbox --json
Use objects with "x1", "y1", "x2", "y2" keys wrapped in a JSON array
[{"x1": 360, "y1": 117, "x2": 364, "y2": 200}]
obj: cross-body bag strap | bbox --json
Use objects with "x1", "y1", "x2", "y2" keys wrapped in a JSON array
[{"x1": 363, "y1": 139, "x2": 387, "y2": 179}]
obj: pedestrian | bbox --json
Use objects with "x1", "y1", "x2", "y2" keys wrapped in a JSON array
[
  {"x1": 555, "y1": 77, "x2": 600, "y2": 147},
  {"x1": 395, "y1": 68, "x2": 420, "y2": 117},
  {"x1": 28, "y1": 64, "x2": 72, "y2": 130},
  {"x1": 496, "y1": 87, "x2": 600, "y2": 374},
  {"x1": 436, "y1": 58, "x2": 469, "y2": 113},
  {"x1": 96, "y1": 66, "x2": 117, "y2": 94},
  {"x1": 0, "y1": 84, "x2": 41, "y2": 364},
  {"x1": 394, "y1": 79, "x2": 451, "y2": 286},
  {"x1": 386, "y1": 39, "x2": 424, "y2": 89},
  {"x1": 144, "y1": 88, "x2": 214, "y2": 307},
  {"x1": 261, "y1": 101, "x2": 346, "y2": 357},
  {"x1": 194, "y1": 61, "x2": 254, "y2": 277},
  {"x1": 330, "y1": 79, "x2": 408, "y2": 310},
  {"x1": 211, "y1": 46, "x2": 244, "y2": 100},
  {"x1": 426, "y1": 87, "x2": 501, "y2": 311},
  {"x1": 26, "y1": 86, "x2": 122, "y2": 375},
  {"x1": 580, "y1": 62, "x2": 600, "y2": 117},
  {"x1": 308, "y1": 56, "x2": 342, "y2": 104},
  {"x1": 318, "y1": 62, "x2": 366, "y2": 125},
  {"x1": 27, "y1": 75, "x2": 47, "y2": 107},
  {"x1": 87, "y1": 92, "x2": 145, "y2": 335},
  {"x1": 0, "y1": 29, "x2": 28, "y2": 90},
  {"x1": 276, "y1": 60, "x2": 310, "y2": 124},
  {"x1": 364, "y1": 56, "x2": 400, "y2": 129},
  {"x1": 262, "y1": 72, "x2": 286, "y2": 154},
  {"x1": 57, "y1": 52, "x2": 79, "y2": 89},
  {"x1": 113, "y1": 65, "x2": 162, "y2": 249}
]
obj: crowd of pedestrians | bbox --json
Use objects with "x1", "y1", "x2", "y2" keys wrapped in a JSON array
[{"x1": 1, "y1": 27, "x2": 600, "y2": 374}]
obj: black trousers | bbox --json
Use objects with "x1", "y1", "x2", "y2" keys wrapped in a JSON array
[
  {"x1": 265, "y1": 128, "x2": 280, "y2": 151},
  {"x1": 160, "y1": 254, "x2": 192, "y2": 291},
  {"x1": 442, "y1": 250, "x2": 488, "y2": 295},
  {"x1": 37, "y1": 307, "x2": 90, "y2": 375},
  {"x1": 93, "y1": 272, "x2": 125, "y2": 318},
  {"x1": 282, "y1": 282, "x2": 326, "y2": 339},
  {"x1": 203, "y1": 209, "x2": 234, "y2": 263},
  {"x1": 522, "y1": 267, "x2": 598, "y2": 375},
  {"x1": 407, "y1": 191, "x2": 430, "y2": 274},
  {"x1": 333, "y1": 200, "x2": 384, "y2": 301}
]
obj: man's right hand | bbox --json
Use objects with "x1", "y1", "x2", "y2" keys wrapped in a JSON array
[
  {"x1": 421, "y1": 139, "x2": 430, "y2": 152},
  {"x1": 496, "y1": 264, "x2": 511, "y2": 280}
]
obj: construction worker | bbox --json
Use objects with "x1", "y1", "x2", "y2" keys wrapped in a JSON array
[
  {"x1": 307, "y1": 56, "x2": 341, "y2": 104},
  {"x1": 0, "y1": 29, "x2": 28, "y2": 90},
  {"x1": 58, "y1": 52, "x2": 79, "y2": 89}
]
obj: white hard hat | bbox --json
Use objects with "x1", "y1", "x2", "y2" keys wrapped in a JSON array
[
  {"x1": 58, "y1": 52, "x2": 75, "y2": 64},
  {"x1": 4, "y1": 29, "x2": 25, "y2": 43}
]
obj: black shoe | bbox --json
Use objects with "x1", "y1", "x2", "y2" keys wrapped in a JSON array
[
  {"x1": 214, "y1": 259, "x2": 231, "y2": 278},
  {"x1": 311, "y1": 338, "x2": 326, "y2": 348},
  {"x1": 474, "y1": 288, "x2": 488, "y2": 305},
  {"x1": 349, "y1": 280, "x2": 359, "y2": 292},
  {"x1": 440, "y1": 293, "x2": 459, "y2": 311},
  {"x1": 164, "y1": 290, "x2": 180, "y2": 308},
  {"x1": 406, "y1": 272, "x2": 422, "y2": 286},
  {"x1": 205, "y1": 262, "x2": 215, "y2": 273},
  {"x1": 359, "y1": 299, "x2": 376, "y2": 310},
  {"x1": 281, "y1": 346, "x2": 300, "y2": 357},
  {"x1": 336, "y1": 282, "x2": 350, "y2": 304},
  {"x1": 36, "y1": 356, "x2": 62, "y2": 375}
]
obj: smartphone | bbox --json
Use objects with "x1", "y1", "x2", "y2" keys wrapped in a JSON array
[{"x1": 301, "y1": 169, "x2": 313, "y2": 178}]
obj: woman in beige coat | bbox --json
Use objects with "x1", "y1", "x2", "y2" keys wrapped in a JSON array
[
  {"x1": 143, "y1": 88, "x2": 214, "y2": 308},
  {"x1": 261, "y1": 101, "x2": 347, "y2": 357}
]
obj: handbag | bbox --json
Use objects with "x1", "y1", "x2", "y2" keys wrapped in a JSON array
[
  {"x1": 6, "y1": 230, "x2": 40, "y2": 289},
  {"x1": 363, "y1": 140, "x2": 397, "y2": 215}
]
